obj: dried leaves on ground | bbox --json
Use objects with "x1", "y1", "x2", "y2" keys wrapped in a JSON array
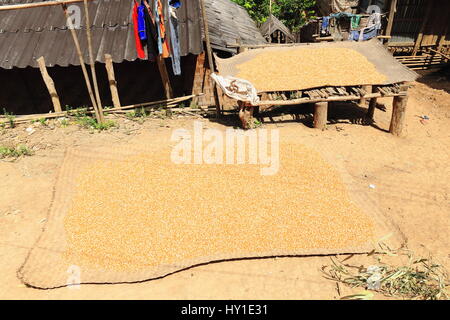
[{"x1": 322, "y1": 242, "x2": 449, "y2": 300}]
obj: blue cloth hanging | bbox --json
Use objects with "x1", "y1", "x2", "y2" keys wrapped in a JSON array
[
  {"x1": 170, "y1": 0, "x2": 181, "y2": 9},
  {"x1": 167, "y1": 1, "x2": 181, "y2": 75},
  {"x1": 322, "y1": 16, "x2": 330, "y2": 31},
  {"x1": 350, "y1": 30, "x2": 360, "y2": 41},
  {"x1": 137, "y1": 4, "x2": 147, "y2": 41}
]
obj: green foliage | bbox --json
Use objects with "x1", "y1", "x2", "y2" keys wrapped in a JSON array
[
  {"x1": 76, "y1": 116, "x2": 117, "y2": 131},
  {"x1": 126, "y1": 107, "x2": 149, "y2": 120},
  {"x1": 2, "y1": 108, "x2": 16, "y2": 128},
  {"x1": 231, "y1": 0, "x2": 316, "y2": 32},
  {"x1": 0, "y1": 145, "x2": 33, "y2": 159}
]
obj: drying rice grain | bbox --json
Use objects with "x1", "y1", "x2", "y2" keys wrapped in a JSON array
[
  {"x1": 64, "y1": 142, "x2": 374, "y2": 271},
  {"x1": 235, "y1": 48, "x2": 386, "y2": 92}
]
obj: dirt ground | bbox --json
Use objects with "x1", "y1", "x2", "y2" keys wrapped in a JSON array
[{"x1": 0, "y1": 74, "x2": 449, "y2": 299}]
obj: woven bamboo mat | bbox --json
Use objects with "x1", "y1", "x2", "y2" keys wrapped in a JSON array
[
  {"x1": 17, "y1": 139, "x2": 403, "y2": 289},
  {"x1": 215, "y1": 39, "x2": 418, "y2": 93}
]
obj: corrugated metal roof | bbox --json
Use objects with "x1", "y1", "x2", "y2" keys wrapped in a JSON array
[
  {"x1": 0, "y1": 0, "x2": 266, "y2": 69},
  {"x1": 203, "y1": 0, "x2": 266, "y2": 52},
  {"x1": 0, "y1": 0, "x2": 204, "y2": 69}
]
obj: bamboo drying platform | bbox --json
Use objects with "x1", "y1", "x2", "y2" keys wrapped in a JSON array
[
  {"x1": 257, "y1": 83, "x2": 407, "y2": 107},
  {"x1": 214, "y1": 39, "x2": 419, "y2": 136}
]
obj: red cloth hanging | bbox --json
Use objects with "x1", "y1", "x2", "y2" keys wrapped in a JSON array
[{"x1": 132, "y1": 1, "x2": 146, "y2": 59}]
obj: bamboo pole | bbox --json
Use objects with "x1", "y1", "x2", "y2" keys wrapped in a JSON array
[
  {"x1": 36, "y1": 57, "x2": 62, "y2": 113},
  {"x1": 83, "y1": 0, "x2": 104, "y2": 123},
  {"x1": 0, "y1": 0, "x2": 96, "y2": 11},
  {"x1": 427, "y1": 49, "x2": 450, "y2": 61},
  {"x1": 104, "y1": 54, "x2": 121, "y2": 109},
  {"x1": 384, "y1": 0, "x2": 397, "y2": 44},
  {"x1": 199, "y1": 0, "x2": 221, "y2": 117},
  {"x1": 412, "y1": 0, "x2": 433, "y2": 55},
  {"x1": 105, "y1": 94, "x2": 202, "y2": 112},
  {"x1": 61, "y1": 3, "x2": 101, "y2": 122},
  {"x1": 0, "y1": 94, "x2": 205, "y2": 125},
  {"x1": 437, "y1": 18, "x2": 449, "y2": 52},
  {"x1": 258, "y1": 91, "x2": 407, "y2": 106}
]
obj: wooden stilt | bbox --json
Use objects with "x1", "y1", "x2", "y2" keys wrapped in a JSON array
[
  {"x1": 384, "y1": 0, "x2": 398, "y2": 46},
  {"x1": 83, "y1": 0, "x2": 104, "y2": 122},
  {"x1": 36, "y1": 57, "x2": 62, "y2": 113},
  {"x1": 389, "y1": 95, "x2": 408, "y2": 136},
  {"x1": 365, "y1": 86, "x2": 377, "y2": 124},
  {"x1": 61, "y1": 4, "x2": 101, "y2": 122},
  {"x1": 313, "y1": 102, "x2": 328, "y2": 130},
  {"x1": 366, "y1": 96, "x2": 377, "y2": 124},
  {"x1": 156, "y1": 55, "x2": 173, "y2": 99},
  {"x1": 412, "y1": 0, "x2": 433, "y2": 55},
  {"x1": 359, "y1": 85, "x2": 372, "y2": 107},
  {"x1": 238, "y1": 101, "x2": 254, "y2": 129},
  {"x1": 104, "y1": 54, "x2": 121, "y2": 109}
]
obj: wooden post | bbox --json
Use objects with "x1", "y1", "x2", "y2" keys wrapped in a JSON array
[
  {"x1": 238, "y1": 101, "x2": 254, "y2": 129},
  {"x1": 200, "y1": 0, "x2": 221, "y2": 117},
  {"x1": 389, "y1": 95, "x2": 408, "y2": 136},
  {"x1": 83, "y1": 0, "x2": 104, "y2": 122},
  {"x1": 384, "y1": 0, "x2": 397, "y2": 46},
  {"x1": 104, "y1": 54, "x2": 121, "y2": 109},
  {"x1": 156, "y1": 55, "x2": 173, "y2": 99},
  {"x1": 61, "y1": 4, "x2": 101, "y2": 122},
  {"x1": 412, "y1": 0, "x2": 433, "y2": 55},
  {"x1": 36, "y1": 57, "x2": 62, "y2": 113},
  {"x1": 366, "y1": 88, "x2": 378, "y2": 124},
  {"x1": 359, "y1": 85, "x2": 372, "y2": 107},
  {"x1": 437, "y1": 16, "x2": 449, "y2": 52},
  {"x1": 313, "y1": 102, "x2": 328, "y2": 130}
]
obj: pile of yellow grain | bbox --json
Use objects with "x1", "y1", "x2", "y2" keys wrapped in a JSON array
[
  {"x1": 64, "y1": 143, "x2": 374, "y2": 271},
  {"x1": 235, "y1": 47, "x2": 386, "y2": 92}
]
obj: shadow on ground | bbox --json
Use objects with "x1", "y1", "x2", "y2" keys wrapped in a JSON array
[{"x1": 209, "y1": 101, "x2": 389, "y2": 133}]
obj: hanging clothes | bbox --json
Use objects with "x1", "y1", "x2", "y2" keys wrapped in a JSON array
[
  {"x1": 169, "y1": 0, "x2": 181, "y2": 9},
  {"x1": 358, "y1": 25, "x2": 378, "y2": 41},
  {"x1": 143, "y1": 0, "x2": 160, "y2": 61},
  {"x1": 350, "y1": 30, "x2": 361, "y2": 41},
  {"x1": 321, "y1": 16, "x2": 330, "y2": 34},
  {"x1": 153, "y1": 0, "x2": 163, "y2": 54},
  {"x1": 350, "y1": 15, "x2": 361, "y2": 30},
  {"x1": 156, "y1": 0, "x2": 171, "y2": 58},
  {"x1": 368, "y1": 12, "x2": 382, "y2": 30},
  {"x1": 137, "y1": 3, "x2": 147, "y2": 40},
  {"x1": 168, "y1": 1, "x2": 181, "y2": 75},
  {"x1": 132, "y1": 1, "x2": 146, "y2": 59}
]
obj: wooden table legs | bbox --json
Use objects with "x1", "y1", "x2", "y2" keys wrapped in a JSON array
[
  {"x1": 390, "y1": 95, "x2": 408, "y2": 136},
  {"x1": 238, "y1": 101, "x2": 255, "y2": 129},
  {"x1": 313, "y1": 102, "x2": 328, "y2": 130}
]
